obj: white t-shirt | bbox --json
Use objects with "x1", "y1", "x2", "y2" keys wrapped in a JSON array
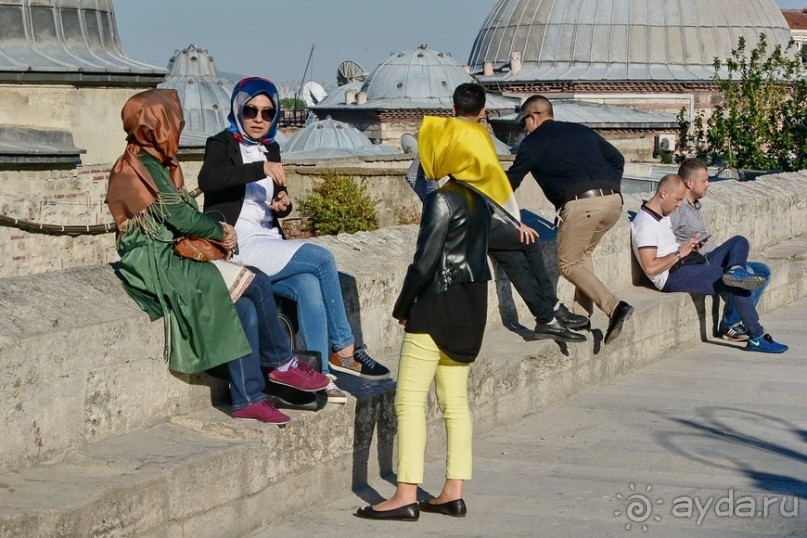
[
  {"x1": 630, "y1": 204, "x2": 680, "y2": 290},
  {"x1": 234, "y1": 143, "x2": 303, "y2": 276}
]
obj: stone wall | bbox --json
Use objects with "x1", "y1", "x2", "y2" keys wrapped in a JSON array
[
  {"x1": 0, "y1": 85, "x2": 150, "y2": 166},
  {"x1": 1, "y1": 172, "x2": 806, "y2": 475}
]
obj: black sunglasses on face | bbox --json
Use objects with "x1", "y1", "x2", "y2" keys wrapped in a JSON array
[{"x1": 243, "y1": 105, "x2": 275, "y2": 121}]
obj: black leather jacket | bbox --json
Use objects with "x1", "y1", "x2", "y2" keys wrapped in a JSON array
[{"x1": 393, "y1": 180, "x2": 491, "y2": 320}]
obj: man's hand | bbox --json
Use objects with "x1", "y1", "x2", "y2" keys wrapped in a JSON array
[
  {"x1": 263, "y1": 161, "x2": 287, "y2": 186},
  {"x1": 269, "y1": 190, "x2": 290, "y2": 212},
  {"x1": 519, "y1": 223, "x2": 539, "y2": 244},
  {"x1": 679, "y1": 232, "x2": 702, "y2": 257}
]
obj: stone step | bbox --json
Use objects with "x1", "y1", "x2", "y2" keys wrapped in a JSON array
[{"x1": 2, "y1": 237, "x2": 806, "y2": 537}]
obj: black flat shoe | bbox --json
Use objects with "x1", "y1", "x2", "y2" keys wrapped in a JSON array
[
  {"x1": 534, "y1": 323, "x2": 587, "y2": 343},
  {"x1": 355, "y1": 503, "x2": 419, "y2": 521},
  {"x1": 553, "y1": 304, "x2": 589, "y2": 329},
  {"x1": 604, "y1": 301, "x2": 634, "y2": 345},
  {"x1": 418, "y1": 498, "x2": 467, "y2": 517}
]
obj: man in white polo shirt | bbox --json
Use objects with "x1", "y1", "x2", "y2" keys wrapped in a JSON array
[{"x1": 630, "y1": 174, "x2": 787, "y2": 354}]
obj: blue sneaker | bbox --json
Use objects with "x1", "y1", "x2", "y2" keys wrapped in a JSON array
[
  {"x1": 722, "y1": 266, "x2": 766, "y2": 291},
  {"x1": 746, "y1": 334, "x2": 788, "y2": 353}
]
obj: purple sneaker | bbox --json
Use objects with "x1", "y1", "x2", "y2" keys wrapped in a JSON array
[
  {"x1": 268, "y1": 356, "x2": 329, "y2": 392},
  {"x1": 232, "y1": 400, "x2": 290, "y2": 425}
]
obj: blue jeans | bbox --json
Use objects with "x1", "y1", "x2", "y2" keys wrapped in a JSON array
[
  {"x1": 663, "y1": 236, "x2": 763, "y2": 337},
  {"x1": 721, "y1": 261, "x2": 770, "y2": 328},
  {"x1": 228, "y1": 268, "x2": 294, "y2": 410},
  {"x1": 269, "y1": 244, "x2": 355, "y2": 375}
]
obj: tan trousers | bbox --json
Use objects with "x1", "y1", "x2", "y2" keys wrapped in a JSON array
[
  {"x1": 395, "y1": 332, "x2": 472, "y2": 484},
  {"x1": 557, "y1": 194, "x2": 622, "y2": 317}
]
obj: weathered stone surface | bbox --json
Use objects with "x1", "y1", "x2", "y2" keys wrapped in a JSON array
[{"x1": 0, "y1": 174, "x2": 806, "y2": 536}]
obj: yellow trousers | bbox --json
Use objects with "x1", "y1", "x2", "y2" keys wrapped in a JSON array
[{"x1": 395, "y1": 332, "x2": 472, "y2": 484}]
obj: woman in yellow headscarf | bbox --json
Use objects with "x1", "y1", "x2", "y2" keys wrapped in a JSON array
[{"x1": 356, "y1": 83, "x2": 518, "y2": 521}]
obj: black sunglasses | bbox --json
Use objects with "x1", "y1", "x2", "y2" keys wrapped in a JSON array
[
  {"x1": 243, "y1": 105, "x2": 275, "y2": 121},
  {"x1": 518, "y1": 112, "x2": 535, "y2": 127}
]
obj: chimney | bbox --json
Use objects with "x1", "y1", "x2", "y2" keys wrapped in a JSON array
[
  {"x1": 483, "y1": 61, "x2": 494, "y2": 76},
  {"x1": 345, "y1": 89, "x2": 357, "y2": 104},
  {"x1": 509, "y1": 51, "x2": 522, "y2": 75},
  {"x1": 462, "y1": 65, "x2": 471, "y2": 74},
  {"x1": 357, "y1": 91, "x2": 368, "y2": 105}
]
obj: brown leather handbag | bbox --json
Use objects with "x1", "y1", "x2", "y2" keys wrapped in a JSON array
[{"x1": 174, "y1": 237, "x2": 229, "y2": 262}]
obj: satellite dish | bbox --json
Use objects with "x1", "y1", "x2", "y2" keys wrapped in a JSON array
[
  {"x1": 400, "y1": 133, "x2": 418, "y2": 154},
  {"x1": 337, "y1": 60, "x2": 367, "y2": 86},
  {"x1": 301, "y1": 81, "x2": 327, "y2": 107}
]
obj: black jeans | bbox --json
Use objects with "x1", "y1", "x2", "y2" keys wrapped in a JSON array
[{"x1": 488, "y1": 218, "x2": 558, "y2": 324}]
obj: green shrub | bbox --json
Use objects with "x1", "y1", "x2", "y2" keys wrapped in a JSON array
[{"x1": 298, "y1": 173, "x2": 379, "y2": 235}]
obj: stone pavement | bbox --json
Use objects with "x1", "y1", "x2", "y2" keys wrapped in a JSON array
[{"x1": 257, "y1": 298, "x2": 807, "y2": 537}]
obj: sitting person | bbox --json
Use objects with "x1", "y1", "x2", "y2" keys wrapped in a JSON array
[
  {"x1": 630, "y1": 174, "x2": 787, "y2": 353},
  {"x1": 199, "y1": 77, "x2": 390, "y2": 405},
  {"x1": 670, "y1": 158, "x2": 771, "y2": 342},
  {"x1": 405, "y1": 83, "x2": 587, "y2": 343},
  {"x1": 107, "y1": 89, "x2": 328, "y2": 425},
  {"x1": 356, "y1": 111, "x2": 518, "y2": 521}
]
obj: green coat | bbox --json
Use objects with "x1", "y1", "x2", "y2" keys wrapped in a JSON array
[{"x1": 115, "y1": 153, "x2": 251, "y2": 374}]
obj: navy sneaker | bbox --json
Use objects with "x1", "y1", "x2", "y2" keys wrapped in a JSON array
[
  {"x1": 719, "y1": 322, "x2": 750, "y2": 342},
  {"x1": 746, "y1": 334, "x2": 788, "y2": 353},
  {"x1": 329, "y1": 347, "x2": 390, "y2": 380},
  {"x1": 722, "y1": 266, "x2": 766, "y2": 291}
]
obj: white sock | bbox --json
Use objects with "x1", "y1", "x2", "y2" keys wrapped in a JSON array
[
  {"x1": 277, "y1": 356, "x2": 297, "y2": 372},
  {"x1": 547, "y1": 318, "x2": 561, "y2": 327}
]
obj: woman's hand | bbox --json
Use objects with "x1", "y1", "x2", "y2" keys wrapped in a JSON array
[
  {"x1": 269, "y1": 190, "x2": 290, "y2": 212},
  {"x1": 263, "y1": 161, "x2": 287, "y2": 186},
  {"x1": 221, "y1": 222, "x2": 238, "y2": 251}
]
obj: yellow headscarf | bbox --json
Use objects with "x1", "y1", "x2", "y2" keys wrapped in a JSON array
[{"x1": 418, "y1": 116, "x2": 520, "y2": 224}]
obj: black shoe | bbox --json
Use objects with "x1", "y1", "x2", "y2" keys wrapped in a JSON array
[
  {"x1": 553, "y1": 304, "x2": 589, "y2": 329},
  {"x1": 418, "y1": 498, "x2": 467, "y2": 517},
  {"x1": 355, "y1": 503, "x2": 419, "y2": 521},
  {"x1": 535, "y1": 322, "x2": 587, "y2": 343},
  {"x1": 604, "y1": 301, "x2": 633, "y2": 345}
]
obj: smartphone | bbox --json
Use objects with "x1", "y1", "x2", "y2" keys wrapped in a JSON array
[{"x1": 699, "y1": 233, "x2": 711, "y2": 243}]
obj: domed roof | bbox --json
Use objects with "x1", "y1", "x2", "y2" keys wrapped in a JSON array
[
  {"x1": 158, "y1": 45, "x2": 233, "y2": 146},
  {"x1": 283, "y1": 116, "x2": 401, "y2": 159},
  {"x1": 468, "y1": 0, "x2": 793, "y2": 82},
  {"x1": 312, "y1": 45, "x2": 517, "y2": 111},
  {"x1": 0, "y1": 0, "x2": 164, "y2": 83}
]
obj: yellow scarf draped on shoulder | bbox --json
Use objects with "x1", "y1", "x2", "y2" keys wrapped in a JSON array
[{"x1": 418, "y1": 116, "x2": 520, "y2": 224}]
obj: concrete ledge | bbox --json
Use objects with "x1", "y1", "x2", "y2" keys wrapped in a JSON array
[
  {"x1": 1, "y1": 173, "x2": 806, "y2": 535},
  {"x1": 1, "y1": 241, "x2": 806, "y2": 537}
]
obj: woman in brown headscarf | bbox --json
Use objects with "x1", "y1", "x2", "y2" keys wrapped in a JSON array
[{"x1": 107, "y1": 89, "x2": 327, "y2": 424}]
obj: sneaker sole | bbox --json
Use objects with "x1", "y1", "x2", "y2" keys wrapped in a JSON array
[
  {"x1": 267, "y1": 376, "x2": 329, "y2": 392},
  {"x1": 326, "y1": 396, "x2": 348, "y2": 404},
  {"x1": 721, "y1": 274, "x2": 766, "y2": 291},
  {"x1": 604, "y1": 307, "x2": 634, "y2": 345},
  {"x1": 746, "y1": 345, "x2": 788, "y2": 353},
  {"x1": 233, "y1": 415, "x2": 290, "y2": 425},
  {"x1": 329, "y1": 362, "x2": 391, "y2": 380},
  {"x1": 721, "y1": 333, "x2": 750, "y2": 342}
]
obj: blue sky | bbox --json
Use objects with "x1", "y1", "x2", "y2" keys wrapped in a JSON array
[{"x1": 113, "y1": 0, "x2": 807, "y2": 85}]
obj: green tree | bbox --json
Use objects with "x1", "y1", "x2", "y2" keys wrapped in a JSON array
[
  {"x1": 677, "y1": 33, "x2": 807, "y2": 171},
  {"x1": 298, "y1": 173, "x2": 379, "y2": 236},
  {"x1": 281, "y1": 97, "x2": 306, "y2": 112}
]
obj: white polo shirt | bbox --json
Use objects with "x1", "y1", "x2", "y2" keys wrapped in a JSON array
[{"x1": 631, "y1": 204, "x2": 680, "y2": 290}]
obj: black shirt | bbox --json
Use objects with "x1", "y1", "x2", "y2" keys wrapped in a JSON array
[{"x1": 506, "y1": 120, "x2": 624, "y2": 210}]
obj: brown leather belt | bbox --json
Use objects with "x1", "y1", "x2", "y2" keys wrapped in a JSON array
[{"x1": 573, "y1": 188, "x2": 619, "y2": 201}]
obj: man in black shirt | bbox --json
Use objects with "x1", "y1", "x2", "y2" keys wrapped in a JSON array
[{"x1": 507, "y1": 95, "x2": 633, "y2": 344}]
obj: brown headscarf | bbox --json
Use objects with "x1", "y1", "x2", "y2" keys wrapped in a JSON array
[{"x1": 106, "y1": 89, "x2": 187, "y2": 230}]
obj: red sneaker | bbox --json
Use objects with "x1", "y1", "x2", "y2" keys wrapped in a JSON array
[
  {"x1": 232, "y1": 400, "x2": 290, "y2": 425},
  {"x1": 268, "y1": 356, "x2": 329, "y2": 392}
]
